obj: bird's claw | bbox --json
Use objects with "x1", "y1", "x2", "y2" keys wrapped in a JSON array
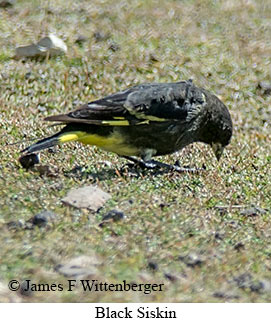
[{"x1": 122, "y1": 156, "x2": 205, "y2": 174}]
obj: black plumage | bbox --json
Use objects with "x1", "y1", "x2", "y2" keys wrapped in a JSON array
[{"x1": 21, "y1": 80, "x2": 233, "y2": 167}]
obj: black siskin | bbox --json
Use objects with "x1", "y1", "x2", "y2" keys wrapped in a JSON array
[{"x1": 21, "y1": 80, "x2": 233, "y2": 170}]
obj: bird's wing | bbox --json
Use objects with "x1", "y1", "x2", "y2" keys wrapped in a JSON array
[{"x1": 45, "y1": 80, "x2": 207, "y2": 126}]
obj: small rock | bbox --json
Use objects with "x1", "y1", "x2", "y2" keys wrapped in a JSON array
[
  {"x1": 0, "y1": 0, "x2": 15, "y2": 8},
  {"x1": 108, "y1": 42, "x2": 120, "y2": 52},
  {"x1": 214, "y1": 231, "x2": 224, "y2": 240},
  {"x1": 259, "y1": 280, "x2": 271, "y2": 293},
  {"x1": 62, "y1": 185, "x2": 111, "y2": 211},
  {"x1": 56, "y1": 254, "x2": 102, "y2": 279},
  {"x1": 149, "y1": 53, "x2": 159, "y2": 62},
  {"x1": 93, "y1": 31, "x2": 110, "y2": 42},
  {"x1": 147, "y1": 261, "x2": 158, "y2": 271},
  {"x1": 19, "y1": 153, "x2": 39, "y2": 169},
  {"x1": 99, "y1": 209, "x2": 125, "y2": 227},
  {"x1": 164, "y1": 273, "x2": 178, "y2": 282},
  {"x1": 31, "y1": 211, "x2": 57, "y2": 227},
  {"x1": 102, "y1": 209, "x2": 125, "y2": 222},
  {"x1": 179, "y1": 253, "x2": 204, "y2": 268},
  {"x1": 6, "y1": 220, "x2": 24, "y2": 230},
  {"x1": 75, "y1": 35, "x2": 87, "y2": 45},
  {"x1": 234, "y1": 242, "x2": 245, "y2": 251},
  {"x1": 257, "y1": 81, "x2": 271, "y2": 95},
  {"x1": 24, "y1": 72, "x2": 32, "y2": 79},
  {"x1": 241, "y1": 207, "x2": 266, "y2": 217},
  {"x1": 6, "y1": 220, "x2": 32, "y2": 231},
  {"x1": 15, "y1": 34, "x2": 67, "y2": 59},
  {"x1": 213, "y1": 291, "x2": 239, "y2": 300},
  {"x1": 250, "y1": 281, "x2": 264, "y2": 293},
  {"x1": 19, "y1": 280, "x2": 33, "y2": 297},
  {"x1": 234, "y1": 275, "x2": 271, "y2": 294},
  {"x1": 233, "y1": 273, "x2": 252, "y2": 289}
]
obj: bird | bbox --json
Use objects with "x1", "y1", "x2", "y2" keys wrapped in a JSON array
[{"x1": 21, "y1": 80, "x2": 232, "y2": 171}]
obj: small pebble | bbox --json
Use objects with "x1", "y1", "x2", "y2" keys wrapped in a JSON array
[
  {"x1": 213, "y1": 291, "x2": 239, "y2": 300},
  {"x1": 257, "y1": 81, "x2": 271, "y2": 95},
  {"x1": 250, "y1": 281, "x2": 264, "y2": 293},
  {"x1": 19, "y1": 153, "x2": 39, "y2": 169},
  {"x1": 149, "y1": 53, "x2": 159, "y2": 62},
  {"x1": 241, "y1": 207, "x2": 266, "y2": 217},
  {"x1": 32, "y1": 211, "x2": 56, "y2": 227},
  {"x1": 75, "y1": 35, "x2": 87, "y2": 45},
  {"x1": 214, "y1": 231, "x2": 224, "y2": 240},
  {"x1": 93, "y1": 31, "x2": 110, "y2": 42},
  {"x1": 0, "y1": 0, "x2": 15, "y2": 8},
  {"x1": 99, "y1": 210, "x2": 125, "y2": 227},
  {"x1": 179, "y1": 253, "x2": 204, "y2": 268},
  {"x1": 234, "y1": 242, "x2": 245, "y2": 251},
  {"x1": 147, "y1": 261, "x2": 158, "y2": 271},
  {"x1": 233, "y1": 273, "x2": 252, "y2": 289},
  {"x1": 102, "y1": 209, "x2": 125, "y2": 222},
  {"x1": 164, "y1": 273, "x2": 178, "y2": 282},
  {"x1": 108, "y1": 42, "x2": 120, "y2": 52},
  {"x1": 20, "y1": 280, "x2": 33, "y2": 297},
  {"x1": 6, "y1": 220, "x2": 24, "y2": 230}
]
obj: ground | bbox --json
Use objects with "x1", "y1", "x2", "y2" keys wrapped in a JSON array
[{"x1": 0, "y1": 0, "x2": 271, "y2": 302}]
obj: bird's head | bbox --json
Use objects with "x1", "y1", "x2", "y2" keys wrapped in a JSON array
[{"x1": 198, "y1": 91, "x2": 233, "y2": 161}]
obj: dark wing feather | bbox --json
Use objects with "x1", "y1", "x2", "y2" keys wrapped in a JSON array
[{"x1": 45, "y1": 80, "x2": 206, "y2": 125}]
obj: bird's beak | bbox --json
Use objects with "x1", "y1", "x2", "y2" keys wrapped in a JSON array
[{"x1": 211, "y1": 143, "x2": 224, "y2": 161}]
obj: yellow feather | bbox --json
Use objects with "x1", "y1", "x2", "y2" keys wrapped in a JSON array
[
  {"x1": 101, "y1": 120, "x2": 130, "y2": 126},
  {"x1": 59, "y1": 132, "x2": 85, "y2": 143},
  {"x1": 59, "y1": 131, "x2": 139, "y2": 156}
]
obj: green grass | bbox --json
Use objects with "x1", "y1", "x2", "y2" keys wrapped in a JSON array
[{"x1": 0, "y1": 0, "x2": 271, "y2": 302}]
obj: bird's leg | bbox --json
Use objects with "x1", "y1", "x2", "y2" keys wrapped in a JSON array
[
  {"x1": 122, "y1": 156, "x2": 166, "y2": 170},
  {"x1": 122, "y1": 156, "x2": 147, "y2": 168},
  {"x1": 122, "y1": 156, "x2": 204, "y2": 173}
]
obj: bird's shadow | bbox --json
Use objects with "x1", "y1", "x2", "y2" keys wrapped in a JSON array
[{"x1": 63, "y1": 162, "x2": 202, "y2": 182}]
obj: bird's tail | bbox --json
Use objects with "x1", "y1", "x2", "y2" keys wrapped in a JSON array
[{"x1": 21, "y1": 130, "x2": 85, "y2": 154}]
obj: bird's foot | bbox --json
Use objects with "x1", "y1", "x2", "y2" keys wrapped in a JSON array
[{"x1": 122, "y1": 156, "x2": 204, "y2": 173}]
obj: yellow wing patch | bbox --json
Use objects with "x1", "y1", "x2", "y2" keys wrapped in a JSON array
[
  {"x1": 59, "y1": 132, "x2": 85, "y2": 143},
  {"x1": 102, "y1": 119, "x2": 150, "y2": 126},
  {"x1": 101, "y1": 120, "x2": 130, "y2": 126},
  {"x1": 58, "y1": 131, "x2": 139, "y2": 156}
]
